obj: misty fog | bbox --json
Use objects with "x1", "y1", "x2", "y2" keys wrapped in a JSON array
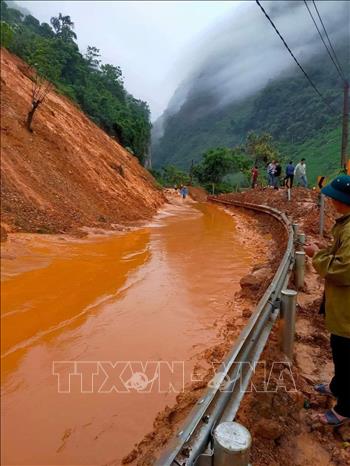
[{"x1": 154, "y1": 0, "x2": 349, "y2": 139}]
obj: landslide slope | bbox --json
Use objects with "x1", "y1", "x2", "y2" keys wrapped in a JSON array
[{"x1": 0, "y1": 49, "x2": 164, "y2": 235}]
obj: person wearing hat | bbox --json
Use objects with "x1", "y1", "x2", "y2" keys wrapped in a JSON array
[{"x1": 305, "y1": 175, "x2": 350, "y2": 426}]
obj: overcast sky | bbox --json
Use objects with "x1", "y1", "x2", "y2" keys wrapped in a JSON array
[
  {"x1": 15, "y1": 1, "x2": 239, "y2": 120},
  {"x1": 164, "y1": 1, "x2": 349, "y2": 118}
]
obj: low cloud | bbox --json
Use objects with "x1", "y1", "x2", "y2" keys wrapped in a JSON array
[{"x1": 159, "y1": 0, "x2": 349, "y2": 130}]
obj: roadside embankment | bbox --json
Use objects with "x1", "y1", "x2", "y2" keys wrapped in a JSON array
[
  {"x1": 221, "y1": 188, "x2": 349, "y2": 466},
  {"x1": 219, "y1": 187, "x2": 337, "y2": 238}
]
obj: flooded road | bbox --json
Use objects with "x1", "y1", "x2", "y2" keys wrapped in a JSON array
[{"x1": 1, "y1": 202, "x2": 255, "y2": 465}]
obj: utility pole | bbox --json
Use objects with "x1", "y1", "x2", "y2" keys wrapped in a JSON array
[{"x1": 341, "y1": 79, "x2": 349, "y2": 170}]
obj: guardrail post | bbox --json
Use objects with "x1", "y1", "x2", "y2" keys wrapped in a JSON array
[
  {"x1": 297, "y1": 232, "x2": 306, "y2": 251},
  {"x1": 213, "y1": 422, "x2": 251, "y2": 466},
  {"x1": 279, "y1": 289, "x2": 297, "y2": 360},
  {"x1": 292, "y1": 223, "x2": 299, "y2": 236}
]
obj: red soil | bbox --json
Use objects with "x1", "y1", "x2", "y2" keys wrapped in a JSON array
[
  {"x1": 119, "y1": 206, "x2": 287, "y2": 466},
  {"x1": 120, "y1": 188, "x2": 349, "y2": 466},
  {"x1": 219, "y1": 188, "x2": 349, "y2": 466},
  {"x1": 218, "y1": 187, "x2": 337, "y2": 238},
  {"x1": 0, "y1": 48, "x2": 165, "y2": 238}
]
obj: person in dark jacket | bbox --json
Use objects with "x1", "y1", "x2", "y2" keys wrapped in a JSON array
[
  {"x1": 180, "y1": 186, "x2": 188, "y2": 199},
  {"x1": 285, "y1": 161, "x2": 295, "y2": 188},
  {"x1": 273, "y1": 162, "x2": 282, "y2": 189}
]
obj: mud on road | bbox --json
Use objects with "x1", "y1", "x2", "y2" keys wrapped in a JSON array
[
  {"x1": 2, "y1": 193, "x2": 274, "y2": 466},
  {"x1": 120, "y1": 198, "x2": 288, "y2": 466},
  {"x1": 122, "y1": 188, "x2": 350, "y2": 466}
]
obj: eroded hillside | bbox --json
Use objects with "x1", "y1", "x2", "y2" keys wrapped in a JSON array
[{"x1": 0, "y1": 48, "x2": 164, "y2": 237}]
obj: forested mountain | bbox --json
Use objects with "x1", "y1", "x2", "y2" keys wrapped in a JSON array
[
  {"x1": 152, "y1": 2, "x2": 349, "y2": 183},
  {"x1": 0, "y1": 0, "x2": 151, "y2": 163}
]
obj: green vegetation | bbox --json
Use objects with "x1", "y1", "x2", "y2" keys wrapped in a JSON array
[
  {"x1": 193, "y1": 147, "x2": 249, "y2": 194},
  {"x1": 0, "y1": 0, "x2": 151, "y2": 163},
  {"x1": 153, "y1": 42, "x2": 348, "y2": 184},
  {"x1": 278, "y1": 126, "x2": 345, "y2": 186},
  {"x1": 0, "y1": 20, "x2": 14, "y2": 47},
  {"x1": 154, "y1": 132, "x2": 280, "y2": 193},
  {"x1": 245, "y1": 131, "x2": 280, "y2": 164},
  {"x1": 149, "y1": 165, "x2": 190, "y2": 187}
]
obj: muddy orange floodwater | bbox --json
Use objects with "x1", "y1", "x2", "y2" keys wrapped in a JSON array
[{"x1": 1, "y1": 202, "x2": 254, "y2": 466}]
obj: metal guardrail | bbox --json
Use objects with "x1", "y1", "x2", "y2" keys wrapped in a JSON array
[{"x1": 155, "y1": 197, "x2": 296, "y2": 466}]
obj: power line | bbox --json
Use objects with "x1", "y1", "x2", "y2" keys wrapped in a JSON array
[
  {"x1": 312, "y1": 0, "x2": 346, "y2": 81},
  {"x1": 255, "y1": 0, "x2": 338, "y2": 116},
  {"x1": 303, "y1": 0, "x2": 344, "y2": 81}
]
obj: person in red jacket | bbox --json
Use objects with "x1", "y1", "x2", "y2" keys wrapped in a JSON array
[{"x1": 251, "y1": 165, "x2": 259, "y2": 189}]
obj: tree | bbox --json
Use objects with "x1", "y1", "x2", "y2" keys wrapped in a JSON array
[
  {"x1": 0, "y1": 1, "x2": 23, "y2": 24},
  {"x1": 148, "y1": 166, "x2": 190, "y2": 187},
  {"x1": 39, "y1": 22, "x2": 54, "y2": 38},
  {"x1": 26, "y1": 67, "x2": 53, "y2": 132},
  {"x1": 162, "y1": 165, "x2": 190, "y2": 186},
  {"x1": 193, "y1": 147, "x2": 251, "y2": 193},
  {"x1": 193, "y1": 148, "x2": 235, "y2": 193},
  {"x1": 0, "y1": 21, "x2": 14, "y2": 48},
  {"x1": 23, "y1": 14, "x2": 40, "y2": 32},
  {"x1": 203, "y1": 148, "x2": 236, "y2": 182},
  {"x1": 50, "y1": 13, "x2": 76, "y2": 42},
  {"x1": 245, "y1": 131, "x2": 279, "y2": 164},
  {"x1": 85, "y1": 45, "x2": 101, "y2": 70},
  {"x1": 27, "y1": 37, "x2": 63, "y2": 82},
  {"x1": 2, "y1": 4, "x2": 152, "y2": 163},
  {"x1": 100, "y1": 63, "x2": 124, "y2": 99}
]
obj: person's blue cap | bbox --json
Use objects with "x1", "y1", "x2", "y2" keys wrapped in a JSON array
[{"x1": 321, "y1": 175, "x2": 350, "y2": 206}]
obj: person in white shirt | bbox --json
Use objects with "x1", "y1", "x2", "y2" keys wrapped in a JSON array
[
  {"x1": 294, "y1": 158, "x2": 307, "y2": 187},
  {"x1": 267, "y1": 161, "x2": 276, "y2": 187}
]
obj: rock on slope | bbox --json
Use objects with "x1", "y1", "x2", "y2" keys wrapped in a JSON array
[{"x1": 0, "y1": 48, "x2": 165, "y2": 236}]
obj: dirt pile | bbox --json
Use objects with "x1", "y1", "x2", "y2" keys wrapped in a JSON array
[
  {"x1": 0, "y1": 48, "x2": 165, "y2": 238},
  {"x1": 188, "y1": 186, "x2": 208, "y2": 202},
  {"x1": 228, "y1": 188, "x2": 349, "y2": 466},
  {"x1": 218, "y1": 187, "x2": 337, "y2": 238},
  {"x1": 237, "y1": 300, "x2": 350, "y2": 466}
]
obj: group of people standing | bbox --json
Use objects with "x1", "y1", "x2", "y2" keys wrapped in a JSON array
[
  {"x1": 251, "y1": 158, "x2": 308, "y2": 189},
  {"x1": 284, "y1": 159, "x2": 308, "y2": 188}
]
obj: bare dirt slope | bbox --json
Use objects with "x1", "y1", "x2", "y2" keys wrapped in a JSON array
[{"x1": 0, "y1": 48, "x2": 164, "y2": 237}]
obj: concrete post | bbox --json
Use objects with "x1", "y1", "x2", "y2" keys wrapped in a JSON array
[
  {"x1": 297, "y1": 232, "x2": 306, "y2": 251},
  {"x1": 292, "y1": 223, "x2": 299, "y2": 237},
  {"x1": 295, "y1": 251, "x2": 305, "y2": 289},
  {"x1": 213, "y1": 422, "x2": 251, "y2": 466},
  {"x1": 279, "y1": 289, "x2": 297, "y2": 360}
]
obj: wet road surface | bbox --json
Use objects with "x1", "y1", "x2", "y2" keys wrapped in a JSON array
[{"x1": 1, "y1": 202, "x2": 255, "y2": 465}]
